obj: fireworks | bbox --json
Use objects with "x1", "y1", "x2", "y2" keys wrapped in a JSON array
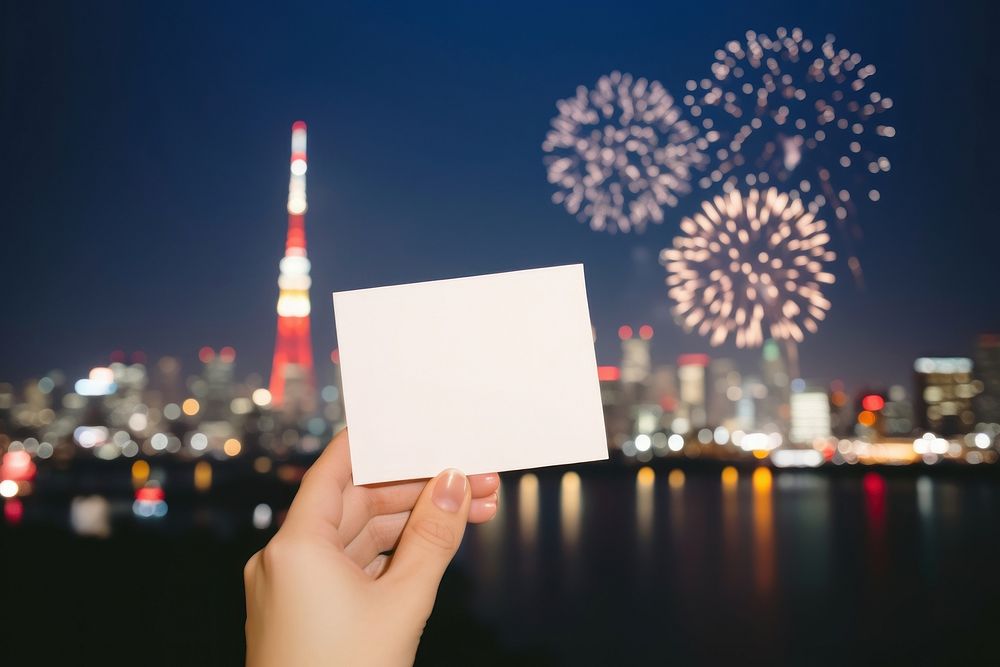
[
  {"x1": 682, "y1": 27, "x2": 894, "y2": 273},
  {"x1": 661, "y1": 187, "x2": 836, "y2": 348},
  {"x1": 543, "y1": 71, "x2": 706, "y2": 234}
]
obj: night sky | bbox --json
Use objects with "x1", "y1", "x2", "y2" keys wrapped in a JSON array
[{"x1": 2, "y1": 0, "x2": 998, "y2": 391}]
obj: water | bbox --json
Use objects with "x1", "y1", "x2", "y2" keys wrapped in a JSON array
[
  {"x1": 453, "y1": 465, "x2": 1000, "y2": 665},
  {"x1": 4, "y1": 464, "x2": 1000, "y2": 665}
]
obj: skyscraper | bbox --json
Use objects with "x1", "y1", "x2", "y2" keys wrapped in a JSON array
[
  {"x1": 269, "y1": 121, "x2": 317, "y2": 417},
  {"x1": 677, "y1": 353, "x2": 709, "y2": 431},
  {"x1": 974, "y1": 334, "x2": 1000, "y2": 425},
  {"x1": 914, "y1": 357, "x2": 978, "y2": 435}
]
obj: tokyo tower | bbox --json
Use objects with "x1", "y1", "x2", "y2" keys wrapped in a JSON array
[{"x1": 268, "y1": 121, "x2": 317, "y2": 415}]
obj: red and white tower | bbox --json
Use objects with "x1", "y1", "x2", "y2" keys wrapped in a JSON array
[{"x1": 269, "y1": 121, "x2": 317, "y2": 416}]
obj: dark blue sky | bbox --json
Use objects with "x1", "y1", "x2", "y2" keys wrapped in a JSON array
[{"x1": 2, "y1": 0, "x2": 998, "y2": 391}]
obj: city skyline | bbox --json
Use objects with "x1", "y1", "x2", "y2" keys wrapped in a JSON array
[{"x1": 3, "y1": 2, "x2": 998, "y2": 391}]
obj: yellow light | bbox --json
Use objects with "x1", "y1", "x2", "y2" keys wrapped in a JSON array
[
  {"x1": 560, "y1": 471, "x2": 582, "y2": 548},
  {"x1": 223, "y1": 438, "x2": 242, "y2": 457},
  {"x1": 182, "y1": 398, "x2": 200, "y2": 417},
  {"x1": 518, "y1": 473, "x2": 539, "y2": 547},
  {"x1": 721, "y1": 465, "x2": 738, "y2": 488},
  {"x1": 194, "y1": 461, "x2": 212, "y2": 492},
  {"x1": 753, "y1": 449, "x2": 769, "y2": 459},
  {"x1": 131, "y1": 460, "x2": 150, "y2": 488},
  {"x1": 858, "y1": 410, "x2": 876, "y2": 426},
  {"x1": 752, "y1": 467, "x2": 773, "y2": 492},
  {"x1": 637, "y1": 466, "x2": 655, "y2": 488},
  {"x1": 668, "y1": 469, "x2": 685, "y2": 489}
]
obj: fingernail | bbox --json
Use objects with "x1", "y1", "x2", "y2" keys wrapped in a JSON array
[{"x1": 433, "y1": 469, "x2": 467, "y2": 513}]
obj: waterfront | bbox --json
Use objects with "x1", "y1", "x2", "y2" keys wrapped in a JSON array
[{"x1": 4, "y1": 462, "x2": 999, "y2": 665}]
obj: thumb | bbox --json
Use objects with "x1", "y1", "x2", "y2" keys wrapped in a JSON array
[{"x1": 381, "y1": 469, "x2": 471, "y2": 607}]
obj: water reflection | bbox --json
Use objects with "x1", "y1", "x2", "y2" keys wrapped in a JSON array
[
  {"x1": 863, "y1": 472, "x2": 887, "y2": 577},
  {"x1": 636, "y1": 467, "x2": 655, "y2": 549},
  {"x1": 518, "y1": 473, "x2": 539, "y2": 549},
  {"x1": 752, "y1": 467, "x2": 775, "y2": 596},
  {"x1": 721, "y1": 466, "x2": 740, "y2": 587},
  {"x1": 916, "y1": 476, "x2": 935, "y2": 580},
  {"x1": 560, "y1": 471, "x2": 582, "y2": 551}
]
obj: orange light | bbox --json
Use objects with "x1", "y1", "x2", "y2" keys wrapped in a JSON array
[
  {"x1": 194, "y1": 461, "x2": 212, "y2": 492},
  {"x1": 182, "y1": 398, "x2": 200, "y2": 417},
  {"x1": 223, "y1": 438, "x2": 242, "y2": 457},
  {"x1": 638, "y1": 324, "x2": 654, "y2": 340},
  {"x1": 858, "y1": 410, "x2": 876, "y2": 427},
  {"x1": 618, "y1": 325, "x2": 633, "y2": 340},
  {"x1": 752, "y1": 466, "x2": 772, "y2": 492},
  {"x1": 831, "y1": 390, "x2": 847, "y2": 407},
  {"x1": 861, "y1": 394, "x2": 885, "y2": 412},
  {"x1": 131, "y1": 460, "x2": 150, "y2": 488}
]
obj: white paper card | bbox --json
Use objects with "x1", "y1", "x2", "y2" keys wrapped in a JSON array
[{"x1": 332, "y1": 264, "x2": 609, "y2": 485}]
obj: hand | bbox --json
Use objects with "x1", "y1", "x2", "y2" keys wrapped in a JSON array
[{"x1": 244, "y1": 429, "x2": 500, "y2": 666}]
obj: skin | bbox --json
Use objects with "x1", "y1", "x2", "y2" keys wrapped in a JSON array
[{"x1": 244, "y1": 429, "x2": 500, "y2": 666}]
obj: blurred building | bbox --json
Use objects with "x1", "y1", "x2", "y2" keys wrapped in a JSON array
[
  {"x1": 789, "y1": 388, "x2": 831, "y2": 444},
  {"x1": 974, "y1": 334, "x2": 1000, "y2": 425},
  {"x1": 677, "y1": 354, "x2": 708, "y2": 431},
  {"x1": 914, "y1": 357, "x2": 979, "y2": 435},
  {"x1": 882, "y1": 385, "x2": 915, "y2": 437},
  {"x1": 597, "y1": 366, "x2": 627, "y2": 448},
  {"x1": 707, "y1": 358, "x2": 739, "y2": 429},
  {"x1": 760, "y1": 340, "x2": 790, "y2": 433}
]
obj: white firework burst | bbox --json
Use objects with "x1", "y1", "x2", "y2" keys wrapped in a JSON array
[
  {"x1": 543, "y1": 71, "x2": 706, "y2": 234},
  {"x1": 683, "y1": 27, "x2": 895, "y2": 278},
  {"x1": 661, "y1": 187, "x2": 836, "y2": 348}
]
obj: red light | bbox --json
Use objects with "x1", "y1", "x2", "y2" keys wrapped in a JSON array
[
  {"x1": 863, "y1": 471, "x2": 885, "y2": 497},
  {"x1": 638, "y1": 325, "x2": 654, "y2": 340},
  {"x1": 677, "y1": 353, "x2": 710, "y2": 367},
  {"x1": 4, "y1": 498, "x2": 23, "y2": 525},
  {"x1": 219, "y1": 346, "x2": 237, "y2": 363},
  {"x1": 330, "y1": 349, "x2": 341, "y2": 364},
  {"x1": 131, "y1": 351, "x2": 147, "y2": 364},
  {"x1": 1, "y1": 451, "x2": 36, "y2": 482},
  {"x1": 110, "y1": 350, "x2": 125, "y2": 363},
  {"x1": 618, "y1": 325, "x2": 633, "y2": 340},
  {"x1": 198, "y1": 346, "x2": 215, "y2": 363},
  {"x1": 135, "y1": 486, "x2": 165, "y2": 503},
  {"x1": 862, "y1": 394, "x2": 885, "y2": 412},
  {"x1": 597, "y1": 366, "x2": 621, "y2": 382}
]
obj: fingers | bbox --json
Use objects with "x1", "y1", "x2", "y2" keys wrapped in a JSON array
[
  {"x1": 344, "y1": 493, "x2": 499, "y2": 570},
  {"x1": 283, "y1": 429, "x2": 352, "y2": 538},
  {"x1": 344, "y1": 511, "x2": 409, "y2": 567},
  {"x1": 378, "y1": 470, "x2": 471, "y2": 610},
  {"x1": 469, "y1": 493, "x2": 498, "y2": 523},
  {"x1": 338, "y1": 472, "x2": 499, "y2": 545},
  {"x1": 469, "y1": 473, "x2": 500, "y2": 498}
]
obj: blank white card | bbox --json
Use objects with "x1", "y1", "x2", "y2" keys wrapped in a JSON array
[{"x1": 332, "y1": 264, "x2": 609, "y2": 485}]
